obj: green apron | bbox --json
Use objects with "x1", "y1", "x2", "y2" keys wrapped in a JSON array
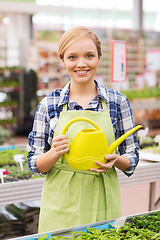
[{"x1": 38, "y1": 99, "x2": 121, "y2": 233}]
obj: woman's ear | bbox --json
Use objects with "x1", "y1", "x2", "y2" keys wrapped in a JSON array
[{"x1": 61, "y1": 58, "x2": 65, "y2": 66}]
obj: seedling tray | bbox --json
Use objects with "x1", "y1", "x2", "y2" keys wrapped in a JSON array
[{"x1": 9, "y1": 209, "x2": 160, "y2": 240}]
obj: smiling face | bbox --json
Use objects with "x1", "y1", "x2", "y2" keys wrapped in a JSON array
[{"x1": 62, "y1": 37, "x2": 100, "y2": 84}]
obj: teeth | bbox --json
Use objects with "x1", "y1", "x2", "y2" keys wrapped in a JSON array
[{"x1": 76, "y1": 71, "x2": 87, "y2": 73}]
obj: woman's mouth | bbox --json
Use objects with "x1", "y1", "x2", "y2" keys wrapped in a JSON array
[{"x1": 74, "y1": 70, "x2": 89, "y2": 76}]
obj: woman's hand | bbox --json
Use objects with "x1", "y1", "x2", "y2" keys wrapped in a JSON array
[
  {"x1": 90, "y1": 153, "x2": 118, "y2": 173},
  {"x1": 52, "y1": 135, "x2": 69, "y2": 159},
  {"x1": 90, "y1": 153, "x2": 130, "y2": 173},
  {"x1": 36, "y1": 135, "x2": 69, "y2": 173}
]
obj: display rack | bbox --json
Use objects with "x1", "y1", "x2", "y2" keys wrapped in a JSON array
[
  {"x1": 0, "y1": 67, "x2": 20, "y2": 129},
  {"x1": 27, "y1": 40, "x2": 68, "y2": 101},
  {"x1": 97, "y1": 40, "x2": 111, "y2": 84},
  {"x1": 27, "y1": 28, "x2": 160, "y2": 94},
  {"x1": 0, "y1": 44, "x2": 7, "y2": 67},
  {"x1": 130, "y1": 98, "x2": 160, "y2": 128}
]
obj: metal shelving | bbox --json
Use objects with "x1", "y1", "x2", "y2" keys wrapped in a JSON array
[{"x1": 0, "y1": 160, "x2": 160, "y2": 209}]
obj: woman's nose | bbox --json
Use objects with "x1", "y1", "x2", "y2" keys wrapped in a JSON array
[{"x1": 76, "y1": 58, "x2": 86, "y2": 67}]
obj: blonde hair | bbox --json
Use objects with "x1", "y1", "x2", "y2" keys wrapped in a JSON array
[{"x1": 58, "y1": 26, "x2": 102, "y2": 60}]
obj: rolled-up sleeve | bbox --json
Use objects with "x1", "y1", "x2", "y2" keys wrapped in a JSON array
[
  {"x1": 116, "y1": 95, "x2": 139, "y2": 177},
  {"x1": 27, "y1": 98, "x2": 51, "y2": 174}
]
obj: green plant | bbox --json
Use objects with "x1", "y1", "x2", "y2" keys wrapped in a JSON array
[
  {"x1": 0, "y1": 126, "x2": 11, "y2": 144},
  {"x1": 35, "y1": 211, "x2": 160, "y2": 240},
  {"x1": 0, "y1": 147, "x2": 44, "y2": 182},
  {"x1": 129, "y1": 211, "x2": 160, "y2": 233},
  {"x1": 141, "y1": 146, "x2": 160, "y2": 154},
  {"x1": 3, "y1": 162, "x2": 32, "y2": 181},
  {"x1": 0, "y1": 148, "x2": 28, "y2": 166},
  {"x1": 121, "y1": 87, "x2": 160, "y2": 100}
]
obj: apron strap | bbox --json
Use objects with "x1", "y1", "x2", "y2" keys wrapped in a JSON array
[
  {"x1": 101, "y1": 98, "x2": 108, "y2": 112},
  {"x1": 63, "y1": 103, "x2": 68, "y2": 112}
]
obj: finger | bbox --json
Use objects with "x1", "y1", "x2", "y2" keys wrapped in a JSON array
[
  {"x1": 105, "y1": 153, "x2": 116, "y2": 161},
  {"x1": 58, "y1": 147, "x2": 69, "y2": 155},
  {"x1": 91, "y1": 161, "x2": 114, "y2": 171},
  {"x1": 57, "y1": 148, "x2": 69, "y2": 157},
  {"x1": 90, "y1": 161, "x2": 107, "y2": 173},
  {"x1": 55, "y1": 143, "x2": 69, "y2": 152},
  {"x1": 90, "y1": 168, "x2": 105, "y2": 173},
  {"x1": 53, "y1": 135, "x2": 68, "y2": 142},
  {"x1": 53, "y1": 140, "x2": 68, "y2": 149},
  {"x1": 52, "y1": 138, "x2": 68, "y2": 148},
  {"x1": 54, "y1": 146, "x2": 69, "y2": 158},
  {"x1": 94, "y1": 161, "x2": 106, "y2": 167}
]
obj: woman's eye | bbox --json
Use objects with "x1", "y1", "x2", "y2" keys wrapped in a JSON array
[
  {"x1": 87, "y1": 54, "x2": 94, "y2": 58},
  {"x1": 69, "y1": 56, "x2": 76, "y2": 60}
]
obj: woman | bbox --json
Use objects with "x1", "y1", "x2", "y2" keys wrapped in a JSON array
[{"x1": 27, "y1": 26, "x2": 139, "y2": 233}]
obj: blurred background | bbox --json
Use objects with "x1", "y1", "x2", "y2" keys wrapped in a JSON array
[
  {"x1": 0, "y1": 0, "x2": 160, "y2": 142},
  {"x1": 1, "y1": 1, "x2": 160, "y2": 239}
]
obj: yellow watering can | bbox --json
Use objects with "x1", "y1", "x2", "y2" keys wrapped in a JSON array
[{"x1": 61, "y1": 117, "x2": 142, "y2": 170}]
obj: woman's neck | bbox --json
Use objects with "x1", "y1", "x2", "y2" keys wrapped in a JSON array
[{"x1": 69, "y1": 80, "x2": 97, "y2": 109}]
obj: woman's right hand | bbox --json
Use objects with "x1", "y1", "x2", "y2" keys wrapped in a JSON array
[
  {"x1": 36, "y1": 135, "x2": 69, "y2": 173},
  {"x1": 52, "y1": 135, "x2": 69, "y2": 160}
]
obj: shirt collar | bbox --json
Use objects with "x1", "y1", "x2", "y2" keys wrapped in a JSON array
[
  {"x1": 95, "y1": 80, "x2": 108, "y2": 102},
  {"x1": 58, "y1": 81, "x2": 70, "y2": 107},
  {"x1": 58, "y1": 80, "x2": 108, "y2": 107}
]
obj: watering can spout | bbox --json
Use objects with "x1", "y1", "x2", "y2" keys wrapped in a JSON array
[{"x1": 106, "y1": 125, "x2": 142, "y2": 154}]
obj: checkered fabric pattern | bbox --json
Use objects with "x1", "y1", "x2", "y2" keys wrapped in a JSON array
[{"x1": 27, "y1": 80, "x2": 139, "y2": 177}]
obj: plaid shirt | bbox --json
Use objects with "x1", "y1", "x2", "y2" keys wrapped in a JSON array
[{"x1": 27, "y1": 80, "x2": 139, "y2": 177}]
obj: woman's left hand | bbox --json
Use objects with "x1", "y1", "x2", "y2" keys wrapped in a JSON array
[{"x1": 90, "y1": 153, "x2": 118, "y2": 173}]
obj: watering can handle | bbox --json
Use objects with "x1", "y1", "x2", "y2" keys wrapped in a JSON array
[{"x1": 61, "y1": 117, "x2": 101, "y2": 135}]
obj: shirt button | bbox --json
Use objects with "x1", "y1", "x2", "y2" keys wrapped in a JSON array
[{"x1": 68, "y1": 102, "x2": 75, "y2": 110}]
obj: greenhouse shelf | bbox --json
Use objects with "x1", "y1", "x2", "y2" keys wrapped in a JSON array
[
  {"x1": 7, "y1": 217, "x2": 118, "y2": 240},
  {"x1": 0, "y1": 143, "x2": 27, "y2": 151},
  {"x1": 9, "y1": 209, "x2": 160, "y2": 240},
  {"x1": 130, "y1": 98, "x2": 160, "y2": 111},
  {"x1": 0, "y1": 178, "x2": 44, "y2": 205},
  {"x1": 0, "y1": 160, "x2": 160, "y2": 208}
]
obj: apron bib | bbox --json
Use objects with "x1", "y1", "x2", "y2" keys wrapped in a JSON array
[{"x1": 38, "y1": 99, "x2": 121, "y2": 233}]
